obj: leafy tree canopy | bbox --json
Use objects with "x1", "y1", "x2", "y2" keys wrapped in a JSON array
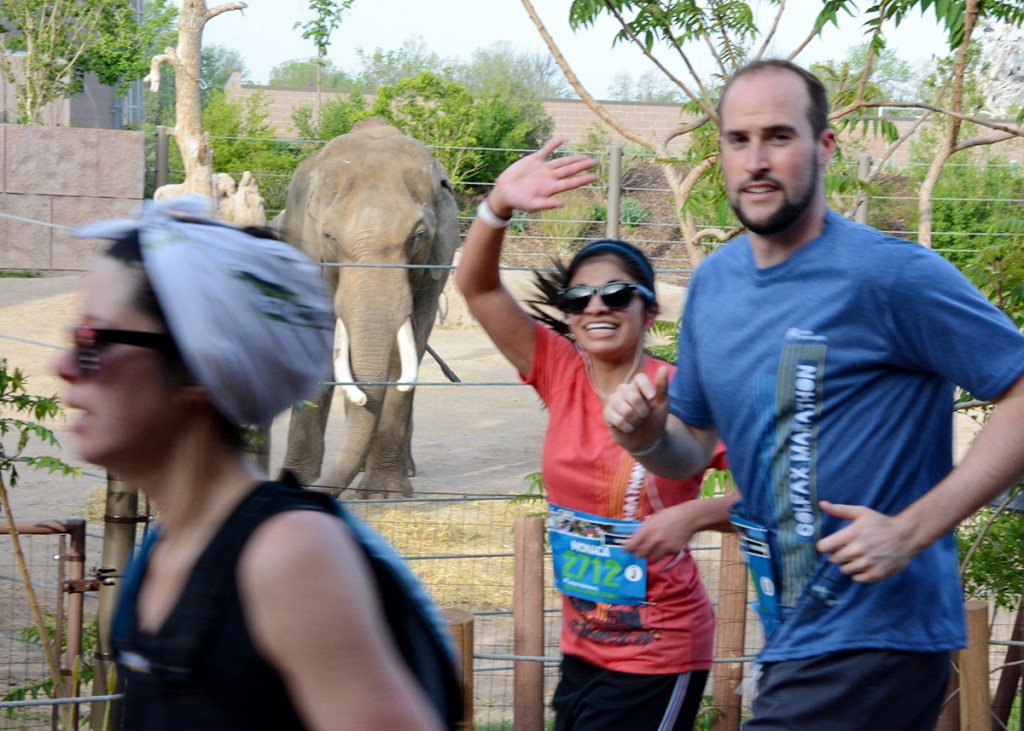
[
  {"x1": 607, "y1": 68, "x2": 683, "y2": 103},
  {"x1": 449, "y1": 41, "x2": 572, "y2": 99},
  {"x1": 200, "y1": 43, "x2": 249, "y2": 107},
  {"x1": 0, "y1": 0, "x2": 176, "y2": 123},
  {"x1": 352, "y1": 36, "x2": 447, "y2": 90},
  {"x1": 269, "y1": 57, "x2": 354, "y2": 91}
]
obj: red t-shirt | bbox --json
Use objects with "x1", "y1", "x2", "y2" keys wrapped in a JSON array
[{"x1": 523, "y1": 324, "x2": 725, "y2": 674}]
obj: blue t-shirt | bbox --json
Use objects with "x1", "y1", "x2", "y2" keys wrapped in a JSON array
[{"x1": 670, "y1": 210, "x2": 1024, "y2": 662}]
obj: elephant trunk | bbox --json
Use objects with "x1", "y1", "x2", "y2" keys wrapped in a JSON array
[{"x1": 336, "y1": 316, "x2": 419, "y2": 402}]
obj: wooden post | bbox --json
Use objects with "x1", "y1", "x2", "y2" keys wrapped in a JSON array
[
  {"x1": 960, "y1": 600, "x2": 990, "y2": 731},
  {"x1": 445, "y1": 608, "x2": 475, "y2": 731},
  {"x1": 514, "y1": 516, "x2": 545, "y2": 731},
  {"x1": 712, "y1": 532, "x2": 749, "y2": 731}
]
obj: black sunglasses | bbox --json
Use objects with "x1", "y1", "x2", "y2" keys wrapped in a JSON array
[
  {"x1": 556, "y1": 282, "x2": 655, "y2": 315},
  {"x1": 70, "y1": 326, "x2": 177, "y2": 378}
]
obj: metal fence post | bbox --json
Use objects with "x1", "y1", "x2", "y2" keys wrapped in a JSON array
[
  {"x1": 91, "y1": 474, "x2": 142, "y2": 730},
  {"x1": 155, "y1": 125, "x2": 170, "y2": 190},
  {"x1": 606, "y1": 145, "x2": 623, "y2": 240}
]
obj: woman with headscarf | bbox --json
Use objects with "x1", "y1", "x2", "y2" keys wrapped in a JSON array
[
  {"x1": 455, "y1": 141, "x2": 737, "y2": 730},
  {"x1": 57, "y1": 198, "x2": 447, "y2": 731}
]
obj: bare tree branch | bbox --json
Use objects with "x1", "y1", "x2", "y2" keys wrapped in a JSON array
[
  {"x1": 519, "y1": 0, "x2": 656, "y2": 150},
  {"x1": 605, "y1": 2, "x2": 713, "y2": 114},
  {"x1": 206, "y1": 2, "x2": 247, "y2": 22},
  {"x1": 755, "y1": 0, "x2": 787, "y2": 60}
]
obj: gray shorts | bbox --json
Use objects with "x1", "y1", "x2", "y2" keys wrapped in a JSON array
[{"x1": 744, "y1": 649, "x2": 950, "y2": 731}]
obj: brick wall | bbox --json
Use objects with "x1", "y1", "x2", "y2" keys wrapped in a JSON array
[
  {"x1": 225, "y1": 71, "x2": 1024, "y2": 167},
  {"x1": 0, "y1": 124, "x2": 145, "y2": 272}
]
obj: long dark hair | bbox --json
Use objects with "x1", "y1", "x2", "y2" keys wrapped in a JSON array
[{"x1": 525, "y1": 239, "x2": 658, "y2": 337}]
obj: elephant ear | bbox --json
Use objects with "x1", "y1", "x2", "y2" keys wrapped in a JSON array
[{"x1": 428, "y1": 163, "x2": 461, "y2": 280}]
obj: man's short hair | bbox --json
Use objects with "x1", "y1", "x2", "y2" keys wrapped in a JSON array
[{"x1": 717, "y1": 60, "x2": 831, "y2": 136}]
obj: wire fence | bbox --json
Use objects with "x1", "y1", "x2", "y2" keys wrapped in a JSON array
[
  {"x1": 1, "y1": 139, "x2": 1022, "y2": 729},
  {"x1": 142, "y1": 134, "x2": 1024, "y2": 284}
]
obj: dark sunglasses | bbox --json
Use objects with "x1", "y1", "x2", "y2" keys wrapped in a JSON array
[
  {"x1": 556, "y1": 282, "x2": 654, "y2": 315},
  {"x1": 70, "y1": 326, "x2": 177, "y2": 377}
]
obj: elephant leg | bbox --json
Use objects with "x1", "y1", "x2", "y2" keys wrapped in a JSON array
[
  {"x1": 321, "y1": 396, "x2": 381, "y2": 496},
  {"x1": 282, "y1": 383, "x2": 334, "y2": 485},
  {"x1": 357, "y1": 385, "x2": 414, "y2": 499}
]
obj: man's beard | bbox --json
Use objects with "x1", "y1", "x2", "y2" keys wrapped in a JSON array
[{"x1": 731, "y1": 161, "x2": 819, "y2": 237}]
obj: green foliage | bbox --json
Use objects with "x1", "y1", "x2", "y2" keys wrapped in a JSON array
[
  {"x1": 569, "y1": 0, "x2": 756, "y2": 72},
  {"x1": 79, "y1": 0, "x2": 178, "y2": 95},
  {"x1": 537, "y1": 191, "x2": 596, "y2": 254},
  {"x1": 371, "y1": 72, "x2": 484, "y2": 185},
  {"x1": 3, "y1": 616, "x2": 98, "y2": 721},
  {"x1": 203, "y1": 90, "x2": 310, "y2": 213},
  {"x1": 199, "y1": 44, "x2": 249, "y2": 108},
  {"x1": 608, "y1": 68, "x2": 683, "y2": 103},
  {"x1": 450, "y1": 41, "x2": 570, "y2": 100},
  {"x1": 0, "y1": 0, "x2": 176, "y2": 123},
  {"x1": 353, "y1": 39, "x2": 447, "y2": 91},
  {"x1": 295, "y1": 0, "x2": 355, "y2": 59},
  {"x1": 643, "y1": 319, "x2": 680, "y2": 363},
  {"x1": 292, "y1": 92, "x2": 371, "y2": 141},
  {"x1": 909, "y1": 156, "x2": 1024, "y2": 266},
  {"x1": 619, "y1": 196, "x2": 649, "y2": 228},
  {"x1": 962, "y1": 223, "x2": 1024, "y2": 329},
  {"x1": 270, "y1": 57, "x2": 353, "y2": 90},
  {"x1": 0, "y1": 359, "x2": 79, "y2": 488},
  {"x1": 269, "y1": 41, "x2": 555, "y2": 189},
  {"x1": 958, "y1": 487, "x2": 1023, "y2": 612}
]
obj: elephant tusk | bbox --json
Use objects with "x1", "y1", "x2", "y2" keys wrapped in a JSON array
[
  {"x1": 334, "y1": 319, "x2": 368, "y2": 406},
  {"x1": 396, "y1": 319, "x2": 418, "y2": 392}
]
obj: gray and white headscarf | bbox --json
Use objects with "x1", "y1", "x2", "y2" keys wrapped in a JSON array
[{"x1": 75, "y1": 196, "x2": 333, "y2": 427}]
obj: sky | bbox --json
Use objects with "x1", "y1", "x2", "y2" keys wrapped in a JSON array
[{"x1": 195, "y1": 0, "x2": 951, "y2": 98}]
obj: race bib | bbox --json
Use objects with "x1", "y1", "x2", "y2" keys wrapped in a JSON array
[
  {"x1": 731, "y1": 514, "x2": 781, "y2": 637},
  {"x1": 548, "y1": 504, "x2": 647, "y2": 605}
]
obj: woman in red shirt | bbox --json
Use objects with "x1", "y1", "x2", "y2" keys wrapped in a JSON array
[{"x1": 455, "y1": 141, "x2": 735, "y2": 731}]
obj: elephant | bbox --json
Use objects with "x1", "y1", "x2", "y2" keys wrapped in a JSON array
[{"x1": 278, "y1": 118, "x2": 461, "y2": 498}]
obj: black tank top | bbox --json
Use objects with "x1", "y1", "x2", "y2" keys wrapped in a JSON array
[{"x1": 112, "y1": 480, "x2": 337, "y2": 730}]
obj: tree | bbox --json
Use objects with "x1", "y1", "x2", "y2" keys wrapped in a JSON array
[
  {"x1": 269, "y1": 56, "x2": 353, "y2": 90},
  {"x1": 449, "y1": 41, "x2": 571, "y2": 99},
  {"x1": 292, "y1": 91, "x2": 369, "y2": 140},
  {"x1": 519, "y1": 0, "x2": 1024, "y2": 267},
  {"x1": 370, "y1": 71, "x2": 482, "y2": 185},
  {"x1": 353, "y1": 37, "x2": 445, "y2": 90},
  {"x1": 203, "y1": 89, "x2": 306, "y2": 212},
  {"x1": 294, "y1": 0, "x2": 354, "y2": 132},
  {"x1": 0, "y1": 0, "x2": 174, "y2": 124},
  {"x1": 144, "y1": 0, "x2": 247, "y2": 196},
  {"x1": 608, "y1": 69, "x2": 683, "y2": 102},
  {"x1": 449, "y1": 42, "x2": 558, "y2": 180},
  {"x1": 200, "y1": 43, "x2": 248, "y2": 107},
  {"x1": 0, "y1": 359, "x2": 80, "y2": 726},
  {"x1": 78, "y1": 0, "x2": 178, "y2": 94}
]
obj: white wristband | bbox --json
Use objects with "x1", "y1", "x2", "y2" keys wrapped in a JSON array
[
  {"x1": 628, "y1": 433, "x2": 665, "y2": 458},
  {"x1": 477, "y1": 198, "x2": 512, "y2": 229}
]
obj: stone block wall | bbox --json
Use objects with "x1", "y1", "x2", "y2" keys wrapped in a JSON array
[{"x1": 0, "y1": 124, "x2": 145, "y2": 272}]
